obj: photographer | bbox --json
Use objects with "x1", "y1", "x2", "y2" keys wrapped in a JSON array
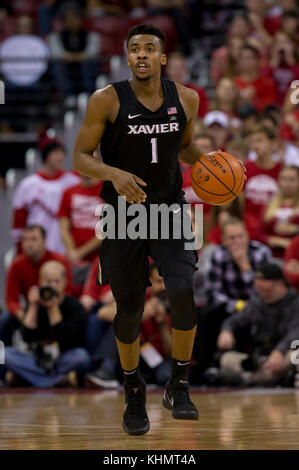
[
  {"x1": 4, "y1": 261, "x2": 91, "y2": 388},
  {"x1": 217, "y1": 263, "x2": 299, "y2": 386}
]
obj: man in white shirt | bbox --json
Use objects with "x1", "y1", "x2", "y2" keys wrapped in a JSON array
[{"x1": 12, "y1": 140, "x2": 80, "y2": 254}]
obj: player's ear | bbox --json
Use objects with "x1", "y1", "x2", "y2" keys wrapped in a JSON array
[{"x1": 161, "y1": 54, "x2": 167, "y2": 66}]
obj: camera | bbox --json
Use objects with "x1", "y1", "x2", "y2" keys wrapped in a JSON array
[
  {"x1": 31, "y1": 343, "x2": 56, "y2": 372},
  {"x1": 241, "y1": 354, "x2": 266, "y2": 372},
  {"x1": 39, "y1": 286, "x2": 59, "y2": 301}
]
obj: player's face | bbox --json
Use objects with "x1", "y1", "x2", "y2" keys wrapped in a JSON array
[{"x1": 127, "y1": 35, "x2": 167, "y2": 81}]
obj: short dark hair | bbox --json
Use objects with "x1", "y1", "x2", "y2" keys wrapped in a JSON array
[
  {"x1": 282, "y1": 10, "x2": 299, "y2": 20},
  {"x1": 245, "y1": 124, "x2": 276, "y2": 140},
  {"x1": 23, "y1": 225, "x2": 46, "y2": 238},
  {"x1": 263, "y1": 104, "x2": 281, "y2": 116},
  {"x1": 241, "y1": 44, "x2": 260, "y2": 59},
  {"x1": 258, "y1": 112, "x2": 279, "y2": 128},
  {"x1": 126, "y1": 23, "x2": 166, "y2": 52},
  {"x1": 41, "y1": 140, "x2": 65, "y2": 163}
]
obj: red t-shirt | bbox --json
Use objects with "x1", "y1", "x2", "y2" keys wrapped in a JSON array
[
  {"x1": 256, "y1": 205, "x2": 299, "y2": 258},
  {"x1": 244, "y1": 161, "x2": 282, "y2": 239},
  {"x1": 141, "y1": 313, "x2": 171, "y2": 358},
  {"x1": 234, "y1": 75, "x2": 277, "y2": 111},
  {"x1": 5, "y1": 250, "x2": 72, "y2": 316},
  {"x1": 284, "y1": 235, "x2": 299, "y2": 291},
  {"x1": 81, "y1": 257, "x2": 111, "y2": 301},
  {"x1": 186, "y1": 83, "x2": 209, "y2": 118},
  {"x1": 58, "y1": 182, "x2": 104, "y2": 261}
]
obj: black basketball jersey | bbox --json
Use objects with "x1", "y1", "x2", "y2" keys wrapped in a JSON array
[{"x1": 100, "y1": 78, "x2": 187, "y2": 205}]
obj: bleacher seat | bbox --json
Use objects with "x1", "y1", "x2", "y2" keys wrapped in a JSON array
[
  {"x1": 144, "y1": 15, "x2": 178, "y2": 54},
  {"x1": 10, "y1": 0, "x2": 40, "y2": 17},
  {"x1": 84, "y1": 16, "x2": 128, "y2": 56}
]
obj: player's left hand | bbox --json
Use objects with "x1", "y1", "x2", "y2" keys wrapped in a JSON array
[
  {"x1": 215, "y1": 149, "x2": 247, "y2": 181},
  {"x1": 238, "y1": 159, "x2": 246, "y2": 180}
]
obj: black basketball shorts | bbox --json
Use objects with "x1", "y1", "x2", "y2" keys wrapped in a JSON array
[{"x1": 97, "y1": 197, "x2": 198, "y2": 298}]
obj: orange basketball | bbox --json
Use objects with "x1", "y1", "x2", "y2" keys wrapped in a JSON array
[{"x1": 191, "y1": 151, "x2": 245, "y2": 205}]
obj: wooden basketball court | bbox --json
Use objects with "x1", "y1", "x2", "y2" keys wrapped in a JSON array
[{"x1": 0, "y1": 388, "x2": 298, "y2": 450}]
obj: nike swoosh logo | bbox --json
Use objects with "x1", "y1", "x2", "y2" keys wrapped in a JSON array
[
  {"x1": 128, "y1": 114, "x2": 142, "y2": 119},
  {"x1": 165, "y1": 392, "x2": 174, "y2": 407},
  {"x1": 173, "y1": 208, "x2": 181, "y2": 214},
  {"x1": 177, "y1": 361, "x2": 190, "y2": 366}
]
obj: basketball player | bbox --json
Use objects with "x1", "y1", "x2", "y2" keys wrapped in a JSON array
[{"x1": 73, "y1": 24, "x2": 207, "y2": 436}]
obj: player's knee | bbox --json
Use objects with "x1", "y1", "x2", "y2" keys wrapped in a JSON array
[
  {"x1": 113, "y1": 290, "x2": 146, "y2": 344},
  {"x1": 165, "y1": 278, "x2": 197, "y2": 330}
]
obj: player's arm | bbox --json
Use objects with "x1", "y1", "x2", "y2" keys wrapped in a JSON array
[
  {"x1": 177, "y1": 86, "x2": 205, "y2": 166},
  {"x1": 73, "y1": 87, "x2": 147, "y2": 204},
  {"x1": 177, "y1": 85, "x2": 247, "y2": 175}
]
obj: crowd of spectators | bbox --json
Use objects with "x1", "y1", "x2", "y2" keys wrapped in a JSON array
[{"x1": 1, "y1": 0, "x2": 299, "y2": 389}]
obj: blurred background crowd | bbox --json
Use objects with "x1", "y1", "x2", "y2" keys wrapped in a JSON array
[{"x1": 0, "y1": 0, "x2": 299, "y2": 390}]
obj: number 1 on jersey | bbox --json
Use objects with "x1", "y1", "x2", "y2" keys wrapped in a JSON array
[{"x1": 150, "y1": 137, "x2": 158, "y2": 163}]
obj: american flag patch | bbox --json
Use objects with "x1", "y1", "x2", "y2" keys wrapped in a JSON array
[{"x1": 167, "y1": 107, "x2": 177, "y2": 115}]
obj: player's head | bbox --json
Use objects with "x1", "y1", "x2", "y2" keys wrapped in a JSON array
[{"x1": 126, "y1": 24, "x2": 167, "y2": 81}]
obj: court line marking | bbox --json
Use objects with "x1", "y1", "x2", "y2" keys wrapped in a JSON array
[{"x1": 1, "y1": 424, "x2": 298, "y2": 432}]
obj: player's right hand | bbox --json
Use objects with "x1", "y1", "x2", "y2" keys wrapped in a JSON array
[{"x1": 111, "y1": 169, "x2": 147, "y2": 204}]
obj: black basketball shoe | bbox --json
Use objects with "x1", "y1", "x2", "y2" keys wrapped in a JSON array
[
  {"x1": 122, "y1": 380, "x2": 150, "y2": 435},
  {"x1": 162, "y1": 376, "x2": 199, "y2": 420}
]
